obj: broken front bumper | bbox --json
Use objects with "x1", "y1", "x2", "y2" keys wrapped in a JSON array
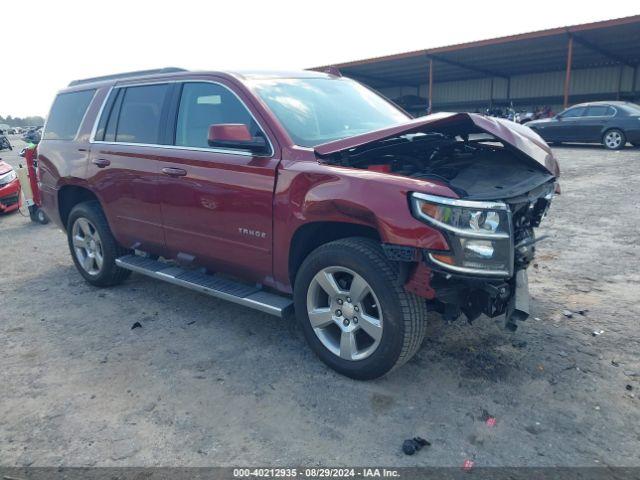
[{"x1": 383, "y1": 244, "x2": 531, "y2": 330}]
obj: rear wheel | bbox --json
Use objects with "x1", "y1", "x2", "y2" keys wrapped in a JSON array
[
  {"x1": 67, "y1": 201, "x2": 131, "y2": 287},
  {"x1": 293, "y1": 237, "x2": 427, "y2": 380},
  {"x1": 34, "y1": 207, "x2": 49, "y2": 224},
  {"x1": 603, "y1": 129, "x2": 626, "y2": 150}
]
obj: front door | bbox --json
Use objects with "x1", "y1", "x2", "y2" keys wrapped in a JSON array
[
  {"x1": 158, "y1": 81, "x2": 280, "y2": 284},
  {"x1": 545, "y1": 106, "x2": 586, "y2": 142}
]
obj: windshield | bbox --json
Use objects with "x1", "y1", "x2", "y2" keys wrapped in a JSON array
[{"x1": 248, "y1": 77, "x2": 409, "y2": 147}]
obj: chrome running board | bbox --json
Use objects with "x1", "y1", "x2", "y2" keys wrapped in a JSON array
[{"x1": 116, "y1": 255, "x2": 293, "y2": 317}]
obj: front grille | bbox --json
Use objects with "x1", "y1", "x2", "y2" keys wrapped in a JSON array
[{"x1": 0, "y1": 194, "x2": 19, "y2": 207}]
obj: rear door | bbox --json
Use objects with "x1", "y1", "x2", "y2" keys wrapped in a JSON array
[
  {"x1": 157, "y1": 80, "x2": 280, "y2": 284},
  {"x1": 579, "y1": 105, "x2": 616, "y2": 142},
  {"x1": 88, "y1": 83, "x2": 172, "y2": 255}
]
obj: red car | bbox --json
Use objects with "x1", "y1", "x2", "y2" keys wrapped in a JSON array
[
  {"x1": 38, "y1": 68, "x2": 559, "y2": 379},
  {"x1": 0, "y1": 160, "x2": 20, "y2": 214}
]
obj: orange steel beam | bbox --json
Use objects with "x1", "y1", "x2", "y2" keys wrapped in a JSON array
[{"x1": 563, "y1": 35, "x2": 574, "y2": 109}]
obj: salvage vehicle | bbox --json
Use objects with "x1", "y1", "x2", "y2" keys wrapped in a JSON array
[
  {"x1": 38, "y1": 68, "x2": 559, "y2": 379},
  {"x1": 0, "y1": 160, "x2": 21, "y2": 214},
  {"x1": 527, "y1": 101, "x2": 640, "y2": 150}
]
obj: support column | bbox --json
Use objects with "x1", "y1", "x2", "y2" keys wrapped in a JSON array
[
  {"x1": 617, "y1": 64, "x2": 624, "y2": 100},
  {"x1": 489, "y1": 77, "x2": 494, "y2": 109},
  {"x1": 563, "y1": 35, "x2": 574, "y2": 109},
  {"x1": 428, "y1": 58, "x2": 434, "y2": 114}
]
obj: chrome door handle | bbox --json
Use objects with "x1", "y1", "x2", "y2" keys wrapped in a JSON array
[
  {"x1": 92, "y1": 158, "x2": 111, "y2": 168},
  {"x1": 162, "y1": 167, "x2": 187, "y2": 177}
]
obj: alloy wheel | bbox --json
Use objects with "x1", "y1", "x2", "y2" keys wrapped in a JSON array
[
  {"x1": 72, "y1": 218, "x2": 104, "y2": 276},
  {"x1": 605, "y1": 131, "x2": 623, "y2": 149},
  {"x1": 306, "y1": 266, "x2": 383, "y2": 361}
]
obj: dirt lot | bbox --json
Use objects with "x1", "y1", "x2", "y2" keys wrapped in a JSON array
[{"x1": 1, "y1": 137, "x2": 639, "y2": 467}]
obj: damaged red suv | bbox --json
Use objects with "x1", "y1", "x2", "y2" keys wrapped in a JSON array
[{"x1": 38, "y1": 68, "x2": 559, "y2": 379}]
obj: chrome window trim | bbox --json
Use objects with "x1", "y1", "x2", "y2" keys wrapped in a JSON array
[
  {"x1": 89, "y1": 86, "x2": 114, "y2": 142},
  {"x1": 89, "y1": 79, "x2": 275, "y2": 158}
]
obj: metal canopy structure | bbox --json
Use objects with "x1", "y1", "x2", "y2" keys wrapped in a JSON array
[{"x1": 313, "y1": 15, "x2": 640, "y2": 112}]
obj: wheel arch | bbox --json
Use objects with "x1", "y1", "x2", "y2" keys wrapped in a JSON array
[
  {"x1": 288, "y1": 221, "x2": 381, "y2": 286},
  {"x1": 57, "y1": 185, "x2": 101, "y2": 231}
]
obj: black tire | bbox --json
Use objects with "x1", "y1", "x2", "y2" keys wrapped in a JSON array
[
  {"x1": 293, "y1": 237, "x2": 427, "y2": 380},
  {"x1": 35, "y1": 207, "x2": 49, "y2": 225},
  {"x1": 66, "y1": 201, "x2": 132, "y2": 287},
  {"x1": 602, "y1": 129, "x2": 626, "y2": 150}
]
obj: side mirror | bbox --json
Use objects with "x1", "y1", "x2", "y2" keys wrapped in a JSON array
[{"x1": 208, "y1": 124, "x2": 268, "y2": 154}]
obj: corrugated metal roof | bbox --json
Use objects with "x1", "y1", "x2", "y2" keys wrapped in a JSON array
[{"x1": 312, "y1": 15, "x2": 640, "y2": 87}]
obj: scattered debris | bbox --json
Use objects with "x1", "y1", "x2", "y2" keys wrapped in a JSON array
[
  {"x1": 131, "y1": 322, "x2": 142, "y2": 330},
  {"x1": 534, "y1": 317, "x2": 541, "y2": 321},
  {"x1": 558, "y1": 351, "x2": 569, "y2": 357},
  {"x1": 462, "y1": 459, "x2": 475, "y2": 471},
  {"x1": 402, "y1": 436, "x2": 431, "y2": 456},
  {"x1": 626, "y1": 385, "x2": 633, "y2": 391},
  {"x1": 486, "y1": 417, "x2": 497, "y2": 427},
  {"x1": 594, "y1": 405, "x2": 600, "y2": 411},
  {"x1": 563, "y1": 310, "x2": 573, "y2": 318},
  {"x1": 187, "y1": 321, "x2": 196, "y2": 325},
  {"x1": 576, "y1": 309, "x2": 589, "y2": 316},
  {"x1": 611, "y1": 360, "x2": 620, "y2": 367},
  {"x1": 480, "y1": 409, "x2": 492, "y2": 422},
  {"x1": 592, "y1": 329, "x2": 604, "y2": 337},
  {"x1": 525, "y1": 422, "x2": 544, "y2": 435}
]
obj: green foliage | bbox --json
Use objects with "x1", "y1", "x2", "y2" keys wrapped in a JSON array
[{"x1": 0, "y1": 114, "x2": 45, "y2": 127}]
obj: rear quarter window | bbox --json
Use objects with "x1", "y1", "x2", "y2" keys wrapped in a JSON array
[{"x1": 43, "y1": 90, "x2": 96, "y2": 140}]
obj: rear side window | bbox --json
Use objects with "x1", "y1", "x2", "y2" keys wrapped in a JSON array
[
  {"x1": 175, "y1": 82, "x2": 260, "y2": 149},
  {"x1": 44, "y1": 90, "x2": 95, "y2": 140},
  {"x1": 114, "y1": 84, "x2": 169, "y2": 144},
  {"x1": 586, "y1": 105, "x2": 612, "y2": 117}
]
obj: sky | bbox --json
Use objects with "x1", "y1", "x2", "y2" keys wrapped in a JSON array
[{"x1": 2, "y1": 0, "x2": 639, "y2": 118}]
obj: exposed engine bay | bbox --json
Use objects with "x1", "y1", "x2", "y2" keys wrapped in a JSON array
[
  {"x1": 322, "y1": 131, "x2": 556, "y2": 201},
  {"x1": 318, "y1": 122, "x2": 559, "y2": 331}
]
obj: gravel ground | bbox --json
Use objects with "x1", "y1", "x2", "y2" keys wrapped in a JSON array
[{"x1": 1, "y1": 137, "x2": 639, "y2": 467}]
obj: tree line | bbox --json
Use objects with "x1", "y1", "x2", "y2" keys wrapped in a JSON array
[{"x1": 0, "y1": 114, "x2": 46, "y2": 127}]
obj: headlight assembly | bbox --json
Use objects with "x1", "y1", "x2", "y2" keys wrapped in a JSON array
[
  {"x1": 410, "y1": 192, "x2": 514, "y2": 277},
  {"x1": 0, "y1": 170, "x2": 17, "y2": 186}
]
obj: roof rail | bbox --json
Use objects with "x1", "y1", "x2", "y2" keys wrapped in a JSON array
[{"x1": 68, "y1": 67, "x2": 187, "y2": 86}]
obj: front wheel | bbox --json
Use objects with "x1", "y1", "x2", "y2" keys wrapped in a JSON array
[
  {"x1": 603, "y1": 129, "x2": 626, "y2": 150},
  {"x1": 67, "y1": 201, "x2": 132, "y2": 287},
  {"x1": 293, "y1": 237, "x2": 427, "y2": 380}
]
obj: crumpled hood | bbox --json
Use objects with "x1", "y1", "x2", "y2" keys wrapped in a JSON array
[
  {"x1": 315, "y1": 112, "x2": 560, "y2": 177},
  {"x1": 0, "y1": 161, "x2": 14, "y2": 176}
]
